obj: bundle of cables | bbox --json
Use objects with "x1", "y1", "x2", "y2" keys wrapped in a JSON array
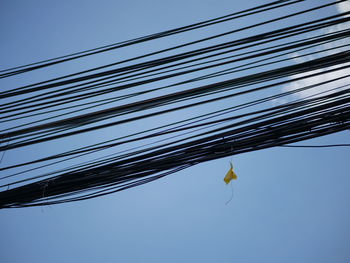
[{"x1": 0, "y1": 0, "x2": 349, "y2": 208}]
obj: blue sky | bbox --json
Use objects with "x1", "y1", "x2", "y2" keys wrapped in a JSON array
[{"x1": 0, "y1": 1, "x2": 349, "y2": 263}]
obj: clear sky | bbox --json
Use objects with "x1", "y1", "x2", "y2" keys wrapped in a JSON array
[{"x1": 0, "y1": 1, "x2": 349, "y2": 263}]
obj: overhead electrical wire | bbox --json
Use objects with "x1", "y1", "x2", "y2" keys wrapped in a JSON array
[
  {"x1": 0, "y1": 0, "x2": 349, "y2": 208},
  {"x1": 2, "y1": 30, "x2": 349, "y2": 128},
  {"x1": 1, "y1": 2, "x2": 348, "y2": 101},
  {"x1": 0, "y1": 0, "x2": 303, "y2": 78}
]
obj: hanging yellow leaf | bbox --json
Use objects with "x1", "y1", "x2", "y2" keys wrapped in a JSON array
[{"x1": 223, "y1": 162, "x2": 237, "y2": 184}]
